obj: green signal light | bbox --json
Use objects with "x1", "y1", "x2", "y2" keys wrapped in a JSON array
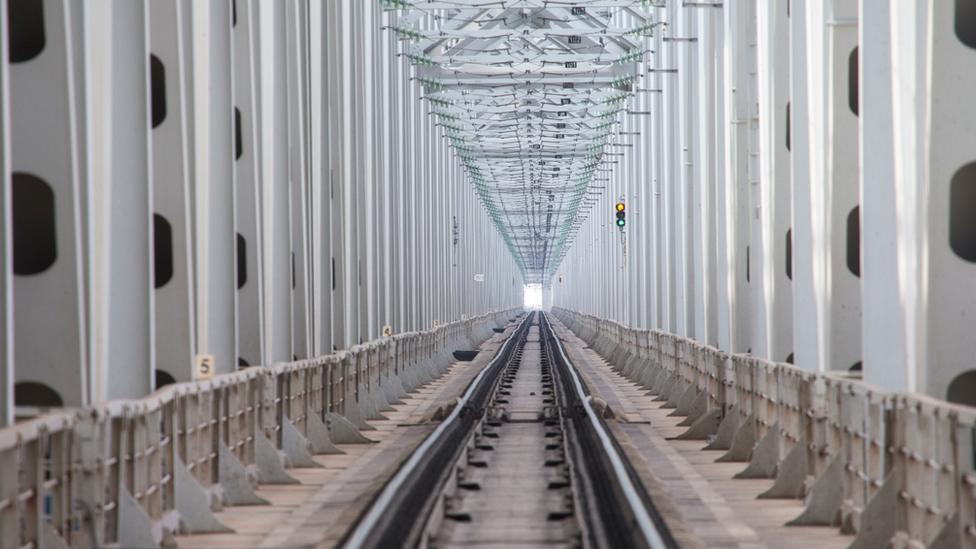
[{"x1": 616, "y1": 218, "x2": 626, "y2": 227}]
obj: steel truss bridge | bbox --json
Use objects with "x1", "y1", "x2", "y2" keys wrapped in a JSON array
[
  {"x1": 0, "y1": 2, "x2": 975, "y2": 549},
  {"x1": 397, "y1": 1, "x2": 654, "y2": 285}
]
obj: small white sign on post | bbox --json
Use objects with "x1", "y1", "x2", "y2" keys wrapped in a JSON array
[
  {"x1": 195, "y1": 354, "x2": 216, "y2": 380},
  {"x1": 433, "y1": 319, "x2": 440, "y2": 327},
  {"x1": 461, "y1": 314, "x2": 467, "y2": 320},
  {"x1": 382, "y1": 325, "x2": 392, "y2": 337},
  {"x1": 474, "y1": 273, "x2": 485, "y2": 282}
]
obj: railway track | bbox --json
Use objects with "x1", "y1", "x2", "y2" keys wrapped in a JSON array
[{"x1": 342, "y1": 311, "x2": 677, "y2": 549}]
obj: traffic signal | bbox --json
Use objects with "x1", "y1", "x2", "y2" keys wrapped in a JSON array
[{"x1": 616, "y1": 202, "x2": 626, "y2": 227}]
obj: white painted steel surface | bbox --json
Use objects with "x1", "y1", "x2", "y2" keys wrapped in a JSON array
[
  {"x1": 2, "y1": 0, "x2": 976, "y2": 547},
  {"x1": 2, "y1": 0, "x2": 523, "y2": 418}
]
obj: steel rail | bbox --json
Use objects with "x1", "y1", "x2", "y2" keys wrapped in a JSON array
[
  {"x1": 540, "y1": 312, "x2": 676, "y2": 549},
  {"x1": 343, "y1": 310, "x2": 677, "y2": 549},
  {"x1": 341, "y1": 313, "x2": 534, "y2": 549}
]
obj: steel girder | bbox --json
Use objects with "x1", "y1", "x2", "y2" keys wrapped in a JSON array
[{"x1": 386, "y1": 2, "x2": 656, "y2": 285}]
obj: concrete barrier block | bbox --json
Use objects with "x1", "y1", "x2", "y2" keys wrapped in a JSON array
[
  {"x1": 281, "y1": 416, "x2": 324, "y2": 468},
  {"x1": 254, "y1": 433, "x2": 300, "y2": 484},
  {"x1": 716, "y1": 412, "x2": 757, "y2": 462},
  {"x1": 758, "y1": 434, "x2": 807, "y2": 499},
  {"x1": 843, "y1": 470, "x2": 897, "y2": 548},
  {"x1": 327, "y1": 412, "x2": 375, "y2": 443},
  {"x1": 119, "y1": 487, "x2": 159, "y2": 549},
  {"x1": 676, "y1": 408, "x2": 722, "y2": 440},
  {"x1": 218, "y1": 442, "x2": 271, "y2": 505},
  {"x1": 305, "y1": 406, "x2": 344, "y2": 454},
  {"x1": 787, "y1": 453, "x2": 844, "y2": 526},
  {"x1": 176, "y1": 458, "x2": 234, "y2": 533},
  {"x1": 40, "y1": 519, "x2": 71, "y2": 549},
  {"x1": 380, "y1": 375, "x2": 406, "y2": 406},
  {"x1": 704, "y1": 404, "x2": 741, "y2": 451},
  {"x1": 734, "y1": 421, "x2": 780, "y2": 479},
  {"x1": 370, "y1": 383, "x2": 397, "y2": 413},
  {"x1": 359, "y1": 388, "x2": 389, "y2": 421},
  {"x1": 662, "y1": 379, "x2": 687, "y2": 409},
  {"x1": 677, "y1": 390, "x2": 710, "y2": 426}
]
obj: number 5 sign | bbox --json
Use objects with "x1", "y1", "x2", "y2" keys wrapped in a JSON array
[{"x1": 195, "y1": 354, "x2": 216, "y2": 380}]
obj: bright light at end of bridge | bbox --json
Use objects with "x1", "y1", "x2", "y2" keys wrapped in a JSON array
[{"x1": 524, "y1": 284, "x2": 543, "y2": 310}]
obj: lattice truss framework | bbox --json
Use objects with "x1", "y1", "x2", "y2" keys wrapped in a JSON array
[{"x1": 384, "y1": 0, "x2": 657, "y2": 285}]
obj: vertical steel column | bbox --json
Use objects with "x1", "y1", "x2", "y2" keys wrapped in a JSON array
[
  {"x1": 417, "y1": 34, "x2": 429, "y2": 327},
  {"x1": 377, "y1": 5, "x2": 394, "y2": 335},
  {"x1": 190, "y1": 0, "x2": 236, "y2": 376},
  {"x1": 676, "y1": 4, "x2": 698, "y2": 339},
  {"x1": 390, "y1": 20, "x2": 404, "y2": 334},
  {"x1": 11, "y1": 0, "x2": 88, "y2": 406},
  {"x1": 757, "y1": 0, "x2": 793, "y2": 362},
  {"x1": 746, "y1": 0, "x2": 767, "y2": 357},
  {"x1": 258, "y1": 0, "x2": 292, "y2": 361},
  {"x1": 356, "y1": 0, "x2": 374, "y2": 343},
  {"x1": 234, "y1": 0, "x2": 265, "y2": 367},
  {"x1": 350, "y1": 0, "x2": 366, "y2": 344},
  {"x1": 661, "y1": 4, "x2": 678, "y2": 332},
  {"x1": 150, "y1": 1, "x2": 196, "y2": 381},
  {"x1": 627, "y1": 18, "x2": 644, "y2": 328},
  {"x1": 635, "y1": 37, "x2": 651, "y2": 329},
  {"x1": 858, "y1": 0, "x2": 902, "y2": 390},
  {"x1": 650, "y1": 12, "x2": 665, "y2": 330},
  {"x1": 696, "y1": 6, "x2": 720, "y2": 347},
  {"x1": 886, "y1": 0, "x2": 928, "y2": 393},
  {"x1": 431, "y1": 96, "x2": 442, "y2": 322},
  {"x1": 328, "y1": 0, "x2": 351, "y2": 348},
  {"x1": 88, "y1": 0, "x2": 155, "y2": 398},
  {"x1": 406, "y1": 48, "x2": 419, "y2": 331},
  {"x1": 789, "y1": 0, "x2": 818, "y2": 370},
  {"x1": 309, "y1": 0, "x2": 333, "y2": 356},
  {"x1": 723, "y1": 0, "x2": 753, "y2": 353},
  {"x1": 369, "y1": 0, "x2": 383, "y2": 339},
  {"x1": 902, "y1": 1, "x2": 976, "y2": 398},
  {"x1": 0, "y1": 0, "x2": 11, "y2": 425},
  {"x1": 287, "y1": 0, "x2": 311, "y2": 360},
  {"x1": 711, "y1": 10, "x2": 728, "y2": 348},
  {"x1": 805, "y1": 0, "x2": 861, "y2": 372}
]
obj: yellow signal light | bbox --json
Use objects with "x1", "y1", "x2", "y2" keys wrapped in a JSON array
[{"x1": 616, "y1": 202, "x2": 625, "y2": 211}]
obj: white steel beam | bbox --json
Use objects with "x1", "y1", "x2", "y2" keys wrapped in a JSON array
[
  {"x1": 756, "y1": 0, "x2": 792, "y2": 362},
  {"x1": 150, "y1": 0, "x2": 196, "y2": 382},
  {"x1": 88, "y1": 0, "x2": 155, "y2": 399},
  {"x1": 0, "y1": 0, "x2": 11, "y2": 426},
  {"x1": 235, "y1": 0, "x2": 265, "y2": 367},
  {"x1": 11, "y1": 0, "x2": 89, "y2": 407},
  {"x1": 859, "y1": 0, "x2": 903, "y2": 390},
  {"x1": 191, "y1": 0, "x2": 237, "y2": 377}
]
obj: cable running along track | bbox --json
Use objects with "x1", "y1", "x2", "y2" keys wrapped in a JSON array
[{"x1": 341, "y1": 312, "x2": 677, "y2": 549}]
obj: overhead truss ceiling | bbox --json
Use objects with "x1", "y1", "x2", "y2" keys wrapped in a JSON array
[{"x1": 388, "y1": 0, "x2": 657, "y2": 285}]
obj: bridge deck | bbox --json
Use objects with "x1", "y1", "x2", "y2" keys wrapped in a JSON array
[
  {"x1": 550, "y1": 318, "x2": 854, "y2": 549},
  {"x1": 175, "y1": 329, "x2": 514, "y2": 549},
  {"x1": 176, "y1": 321, "x2": 852, "y2": 549},
  {"x1": 176, "y1": 396, "x2": 434, "y2": 549}
]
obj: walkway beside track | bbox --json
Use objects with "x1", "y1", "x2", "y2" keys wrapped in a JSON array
[
  {"x1": 174, "y1": 328, "x2": 516, "y2": 549},
  {"x1": 548, "y1": 317, "x2": 853, "y2": 549}
]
